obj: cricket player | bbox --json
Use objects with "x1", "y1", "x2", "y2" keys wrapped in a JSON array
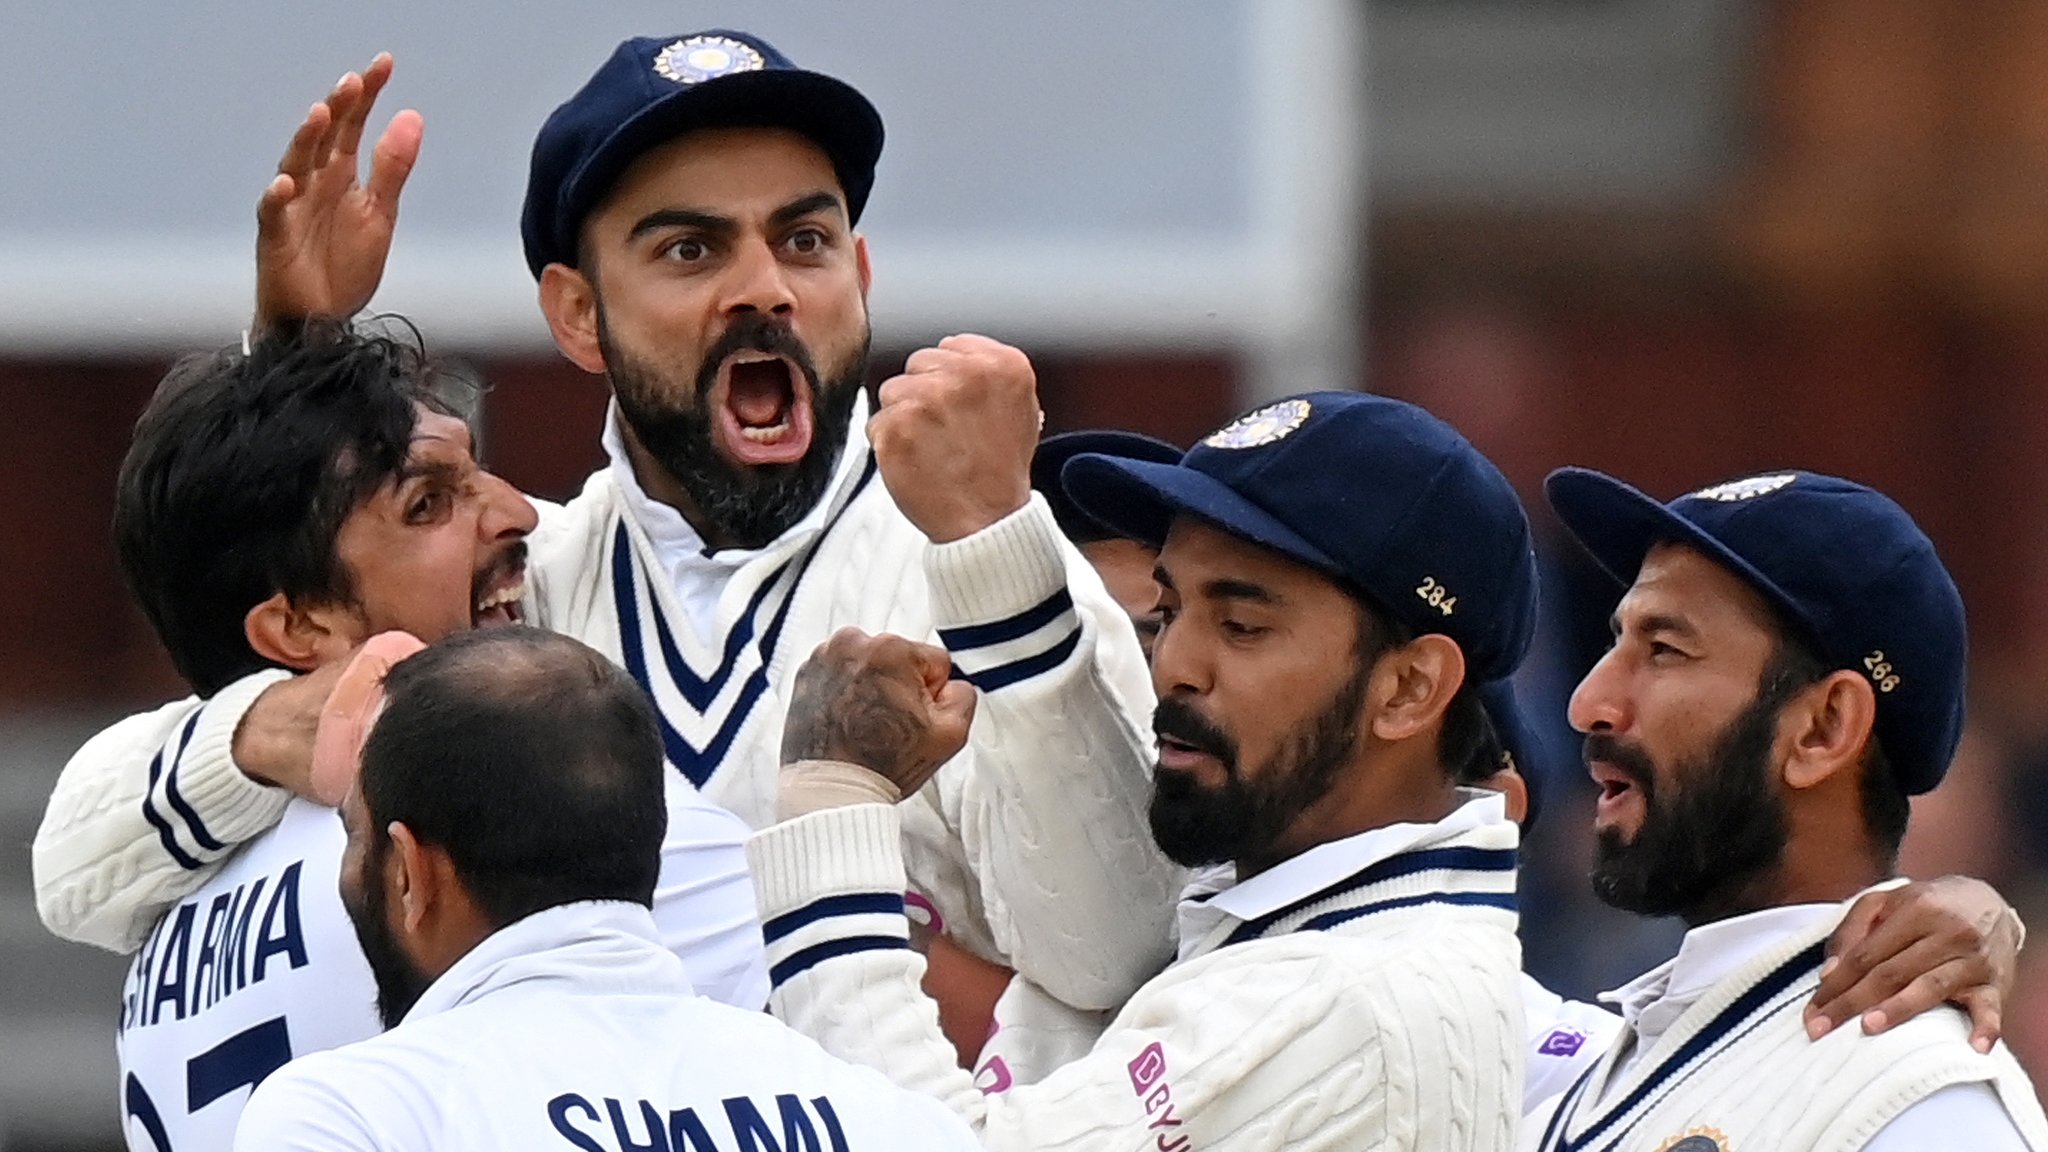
[
  {"x1": 1527, "y1": 468, "x2": 2048, "y2": 1151},
  {"x1": 746, "y1": 391, "x2": 1536, "y2": 1149},
  {"x1": 104, "y1": 324, "x2": 767, "y2": 1152},
  {"x1": 37, "y1": 28, "x2": 1176, "y2": 1033},
  {"x1": 234, "y1": 626, "x2": 980, "y2": 1152}
]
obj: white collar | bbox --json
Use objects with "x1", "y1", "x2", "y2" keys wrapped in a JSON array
[
  {"x1": 1175, "y1": 790, "x2": 1509, "y2": 959},
  {"x1": 1600, "y1": 902, "x2": 1840, "y2": 1031},
  {"x1": 402, "y1": 900, "x2": 690, "y2": 1025},
  {"x1": 600, "y1": 391, "x2": 872, "y2": 563}
]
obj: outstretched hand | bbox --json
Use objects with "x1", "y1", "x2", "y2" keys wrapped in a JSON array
[
  {"x1": 254, "y1": 53, "x2": 422, "y2": 332},
  {"x1": 1806, "y1": 876, "x2": 2022, "y2": 1053}
]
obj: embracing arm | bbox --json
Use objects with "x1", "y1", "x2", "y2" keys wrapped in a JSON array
[
  {"x1": 34, "y1": 672, "x2": 290, "y2": 950},
  {"x1": 1807, "y1": 875, "x2": 2025, "y2": 1052}
]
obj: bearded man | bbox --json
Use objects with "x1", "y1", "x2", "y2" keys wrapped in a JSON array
[{"x1": 1528, "y1": 468, "x2": 2048, "y2": 1151}]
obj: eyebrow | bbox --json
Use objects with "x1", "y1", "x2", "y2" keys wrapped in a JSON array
[
  {"x1": 627, "y1": 208, "x2": 732, "y2": 243},
  {"x1": 1203, "y1": 578, "x2": 1281, "y2": 606},
  {"x1": 1611, "y1": 610, "x2": 1699, "y2": 640},
  {"x1": 626, "y1": 190, "x2": 846, "y2": 244},
  {"x1": 397, "y1": 457, "x2": 466, "y2": 485},
  {"x1": 770, "y1": 190, "x2": 845, "y2": 228}
]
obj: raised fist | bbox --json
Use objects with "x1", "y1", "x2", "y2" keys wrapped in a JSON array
[
  {"x1": 870, "y1": 334, "x2": 1040, "y2": 544},
  {"x1": 780, "y1": 629, "x2": 977, "y2": 797}
]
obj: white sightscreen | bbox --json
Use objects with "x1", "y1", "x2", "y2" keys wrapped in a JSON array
[{"x1": 0, "y1": 1, "x2": 1362, "y2": 399}]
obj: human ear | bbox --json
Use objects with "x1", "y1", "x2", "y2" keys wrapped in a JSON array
[
  {"x1": 245, "y1": 592, "x2": 350, "y2": 673},
  {"x1": 1368, "y1": 633, "x2": 1468, "y2": 744},
  {"x1": 538, "y1": 262, "x2": 607, "y2": 375},
  {"x1": 1782, "y1": 670, "x2": 1878, "y2": 792}
]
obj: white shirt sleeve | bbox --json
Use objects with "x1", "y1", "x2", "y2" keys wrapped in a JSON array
[
  {"x1": 34, "y1": 670, "x2": 292, "y2": 951},
  {"x1": 923, "y1": 496, "x2": 1183, "y2": 1013},
  {"x1": 1862, "y1": 1081, "x2": 2033, "y2": 1152},
  {"x1": 651, "y1": 777, "x2": 771, "y2": 1009}
]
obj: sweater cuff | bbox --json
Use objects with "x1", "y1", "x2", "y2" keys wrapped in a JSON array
[
  {"x1": 173, "y1": 670, "x2": 295, "y2": 852},
  {"x1": 926, "y1": 498, "x2": 1084, "y2": 692},
  {"x1": 748, "y1": 805, "x2": 914, "y2": 991},
  {"x1": 924, "y1": 496, "x2": 1069, "y2": 626}
]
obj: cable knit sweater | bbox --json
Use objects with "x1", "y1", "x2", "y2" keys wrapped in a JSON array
[{"x1": 748, "y1": 798, "x2": 1527, "y2": 1152}]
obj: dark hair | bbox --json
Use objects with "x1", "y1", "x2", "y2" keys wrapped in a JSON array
[
  {"x1": 1761, "y1": 626, "x2": 1910, "y2": 868},
  {"x1": 1347, "y1": 590, "x2": 1504, "y2": 785},
  {"x1": 358, "y1": 627, "x2": 668, "y2": 926},
  {"x1": 115, "y1": 319, "x2": 476, "y2": 695}
]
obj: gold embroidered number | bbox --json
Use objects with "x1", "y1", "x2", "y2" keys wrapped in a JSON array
[
  {"x1": 1863, "y1": 650, "x2": 1901, "y2": 693},
  {"x1": 1416, "y1": 576, "x2": 1457, "y2": 617}
]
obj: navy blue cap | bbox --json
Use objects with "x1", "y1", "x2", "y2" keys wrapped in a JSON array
[
  {"x1": 1545, "y1": 468, "x2": 1967, "y2": 795},
  {"x1": 521, "y1": 30, "x2": 884, "y2": 278},
  {"x1": 1061, "y1": 392, "x2": 1540, "y2": 683},
  {"x1": 1479, "y1": 679, "x2": 1547, "y2": 830},
  {"x1": 1032, "y1": 430, "x2": 1182, "y2": 544}
]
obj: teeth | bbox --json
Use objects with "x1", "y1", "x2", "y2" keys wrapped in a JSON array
[
  {"x1": 730, "y1": 351, "x2": 779, "y2": 365},
  {"x1": 739, "y1": 424, "x2": 790, "y2": 442},
  {"x1": 475, "y1": 578, "x2": 526, "y2": 613}
]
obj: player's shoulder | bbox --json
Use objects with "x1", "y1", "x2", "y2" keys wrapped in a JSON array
[
  {"x1": 236, "y1": 1047, "x2": 385, "y2": 1149},
  {"x1": 524, "y1": 470, "x2": 616, "y2": 567},
  {"x1": 1163, "y1": 923, "x2": 1523, "y2": 1036}
]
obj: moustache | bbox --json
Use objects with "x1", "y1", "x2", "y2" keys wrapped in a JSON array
[
  {"x1": 1582, "y1": 732, "x2": 1656, "y2": 788},
  {"x1": 702, "y1": 312, "x2": 820, "y2": 388},
  {"x1": 1152, "y1": 696, "x2": 1238, "y2": 767},
  {"x1": 470, "y1": 539, "x2": 529, "y2": 605}
]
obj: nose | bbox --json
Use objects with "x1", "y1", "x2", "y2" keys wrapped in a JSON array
[
  {"x1": 720, "y1": 235, "x2": 796, "y2": 318},
  {"x1": 1567, "y1": 647, "x2": 1629, "y2": 736},
  {"x1": 477, "y1": 470, "x2": 538, "y2": 542},
  {"x1": 1147, "y1": 615, "x2": 1209, "y2": 701}
]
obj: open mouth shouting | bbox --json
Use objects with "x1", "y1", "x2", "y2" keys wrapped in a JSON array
[{"x1": 712, "y1": 350, "x2": 815, "y2": 467}]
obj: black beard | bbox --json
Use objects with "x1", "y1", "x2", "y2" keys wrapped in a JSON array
[
  {"x1": 1587, "y1": 688, "x2": 1791, "y2": 924},
  {"x1": 602, "y1": 308, "x2": 870, "y2": 550},
  {"x1": 343, "y1": 838, "x2": 434, "y2": 1030},
  {"x1": 1147, "y1": 665, "x2": 1370, "y2": 869}
]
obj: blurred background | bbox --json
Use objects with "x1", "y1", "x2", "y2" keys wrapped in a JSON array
[{"x1": 5, "y1": 1, "x2": 2048, "y2": 1147}]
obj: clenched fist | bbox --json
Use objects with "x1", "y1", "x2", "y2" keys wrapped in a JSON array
[
  {"x1": 870, "y1": 334, "x2": 1040, "y2": 544},
  {"x1": 780, "y1": 629, "x2": 978, "y2": 798}
]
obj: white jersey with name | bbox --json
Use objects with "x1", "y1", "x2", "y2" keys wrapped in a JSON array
[
  {"x1": 233, "y1": 901, "x2": 979, "y2": 1152},
  {"x1": 117, "y1": 802, "x2": 368, "y2": 1152}
]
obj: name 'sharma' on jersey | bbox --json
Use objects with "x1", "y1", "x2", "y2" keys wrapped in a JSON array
[{"x1": 117, "y1": 802, "x2": 377, "y2": 1152}]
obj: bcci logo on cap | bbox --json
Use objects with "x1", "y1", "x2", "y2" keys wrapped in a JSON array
[
  {"x1": 1203, "y1": 399, "x2": 1312, "y2": 450},
  {"x1": 1688, "y1": 473, "x2": 1795, "y2": 503},
  {"x1": 653, "y1": 35, "x2": 765, "y2": 85}
]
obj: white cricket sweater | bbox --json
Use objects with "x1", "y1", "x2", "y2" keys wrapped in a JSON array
[
  {"x1": 233, "y1": 900, "x2": 982, "y2": 1152},
  {"x1": 35, "y1": 407, "x2": 1180, "y2": 1015},
  {"x1": 1524, "y1": 892, "x2": 2048, "y2": 1152},
  {"x1": 747, "y1": 794, "x2": 1528, "y2": 1151}
]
